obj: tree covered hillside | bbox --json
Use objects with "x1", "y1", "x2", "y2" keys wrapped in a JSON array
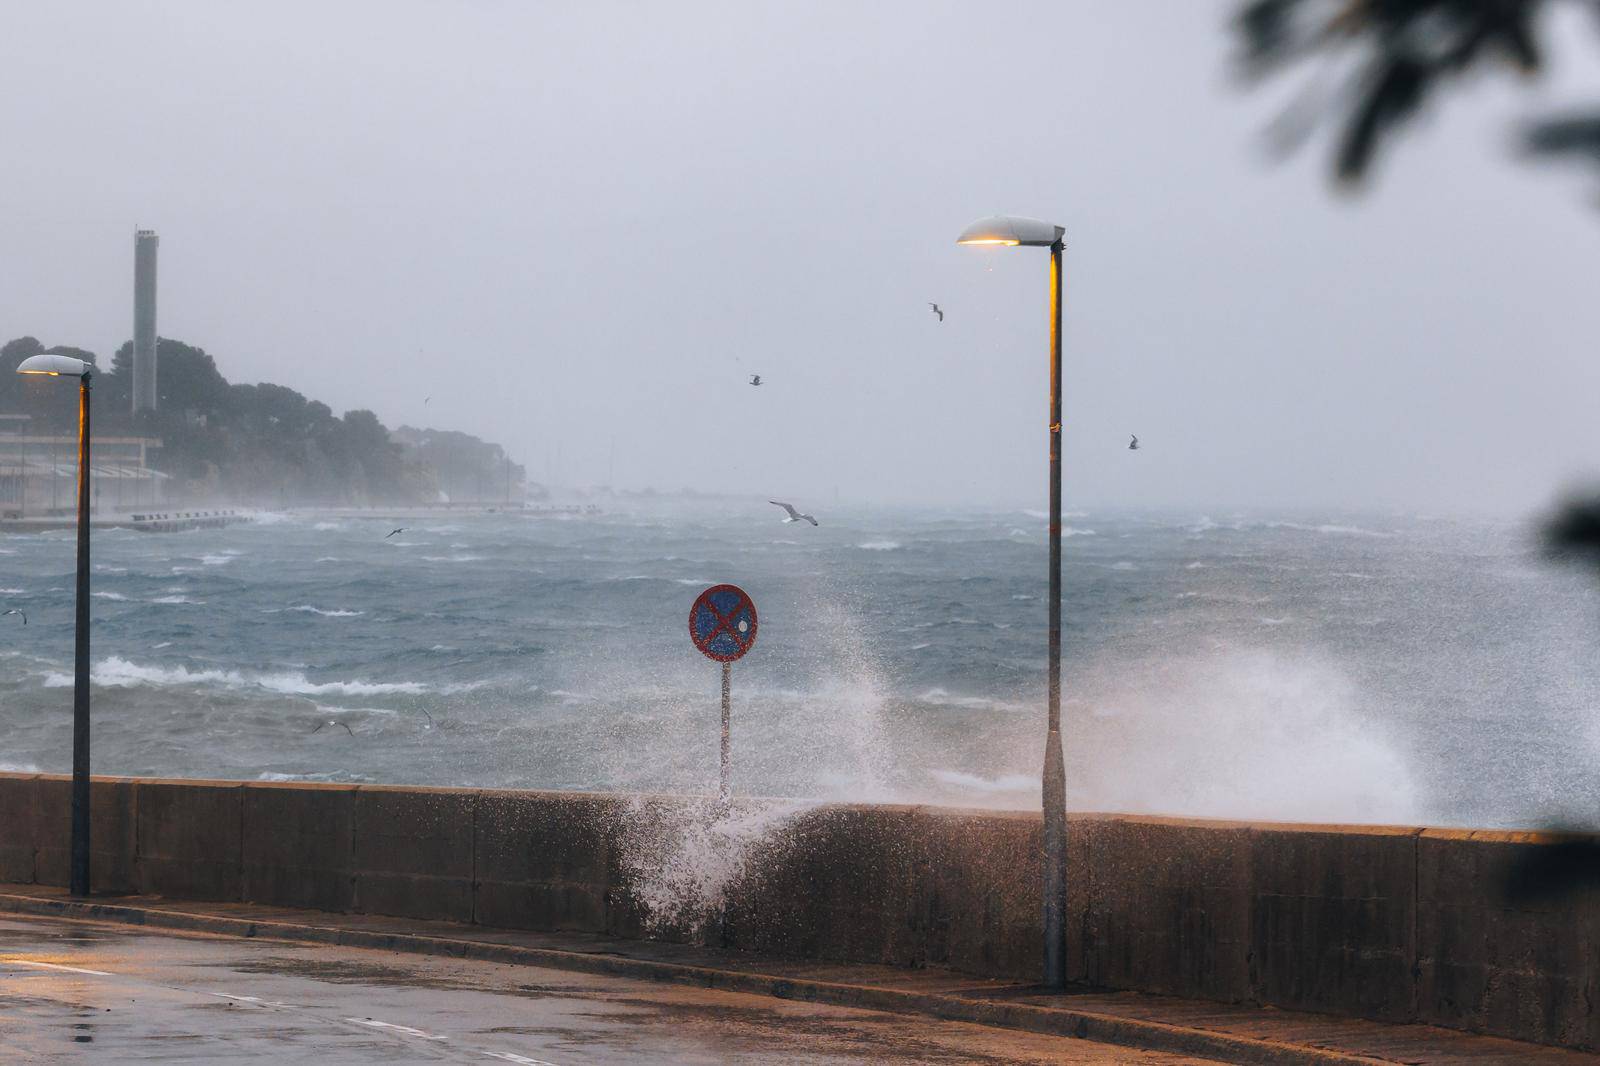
[{"x1": 0, "y1": 335, "x2": 527, "y2": 506}]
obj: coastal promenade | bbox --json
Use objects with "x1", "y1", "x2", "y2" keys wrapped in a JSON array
[
  {"x1": 1, "y1": 772, "x2": 1597, "y2": 1060},
  {"x1": 1, "y1": 911, "x2": 1181, "y2": 1065},
  {"x1": 0, "y1": 892, "x2": 1588, "y2": 1064}
]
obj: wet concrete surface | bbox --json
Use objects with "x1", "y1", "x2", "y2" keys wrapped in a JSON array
[{"x1": 0, "y1": 915, "x2": 1211, "y2": 1063}]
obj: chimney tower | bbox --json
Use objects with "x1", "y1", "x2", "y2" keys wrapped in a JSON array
[{"x1": 132, "y1": 229, "x2": 159, "y2": 413}]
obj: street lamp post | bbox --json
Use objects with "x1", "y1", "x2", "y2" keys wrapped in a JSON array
[
  {"x1": 957, "y1": 215, "x2": 1068, "y2": 988},
  {"x1": 16, "y1": 353, "x2": 95, "y2": 898}
]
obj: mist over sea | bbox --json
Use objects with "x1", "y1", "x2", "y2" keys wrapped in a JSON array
[{"x1": 2, "y1": 502, "x2": 1596, "y2": 829}]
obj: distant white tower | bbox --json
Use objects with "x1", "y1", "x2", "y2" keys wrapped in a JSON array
[{"x1": 133, "y1": 229, "x2": 159, "y2": 413}]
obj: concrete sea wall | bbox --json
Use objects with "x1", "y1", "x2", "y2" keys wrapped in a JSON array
[{"x1": 0, "y1": 772, "x2": 1593, "y2": 1050}]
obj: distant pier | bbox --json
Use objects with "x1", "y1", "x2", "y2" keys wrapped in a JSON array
[{"x1": 0, "y1": 509, "x2": 249, "y2": 533}]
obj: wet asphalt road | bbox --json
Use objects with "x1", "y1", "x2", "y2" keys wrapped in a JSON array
[{"x1": 0, "y1": 915, "x2": 1211, "y2": 1064}]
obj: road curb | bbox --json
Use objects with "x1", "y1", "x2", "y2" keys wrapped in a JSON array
[{"x1": 0, "y1": 893, "x2": 1382, "y2": 1065}]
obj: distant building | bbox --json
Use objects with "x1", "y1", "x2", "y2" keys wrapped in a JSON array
[
  {"x1": 0, "y1": 415, "x2": 167, "y2": 517},
  {"x1": 133, "y1": 228, "x2": 159, "y2": 413}
]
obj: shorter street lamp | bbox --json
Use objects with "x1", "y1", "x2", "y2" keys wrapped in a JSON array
[
  {"x1": 16, "y1": 353, "x2": 95, "y2": 897},
  {"x1": 956, "y1": 215, "x2": 1069, "y2": 988}
]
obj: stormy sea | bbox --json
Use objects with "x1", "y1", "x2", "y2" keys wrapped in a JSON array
[{"x1": 1, "y1": 502, "x2": 1596, "y2": 830}]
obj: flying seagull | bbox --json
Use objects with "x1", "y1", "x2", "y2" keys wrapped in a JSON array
[
  {"x1": 1128, "y1": 435, "x2": 1139, "y2": 451},
  {"x1": 312, "y1": 720, "x2": 354, "y2": 737},
  {"x1": 385, "y1": 528, "x2": 406, "y2": 539},
  {"x1": 749, "y1": 374, "x2": 762, "y2": 386},
  {"x1": 928, "y1": 302, "x2": 944, "y2": 322},
  {"x1": 2, "y1": 609, "x2": 24, "y2": 625},
  {"x1": 769, "y1": 500, "x2": 818, "y2": 526}
]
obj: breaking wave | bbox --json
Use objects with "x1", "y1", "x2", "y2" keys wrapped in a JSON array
[{"x1": 43, "y1": 656, "x2": 426, "y2": 696}]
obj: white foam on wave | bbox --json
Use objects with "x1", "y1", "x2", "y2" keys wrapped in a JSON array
[
  {"x1": 151, "y1": 595, "x2": 204, "y2": 605},
  {"x1": 931, "y1": 769, "x2": 1037, "y2": 794},
  {"x1": 313, "y1": 522, "x2": 344, "y2": 531},
  {"x1": 1062, "y1": 527, "x2": 1096, "y2": 537},
  {"x1": 315, "y1": 556, "x2": 341, "y2": 563},
  {"x1": 200, "y1": 552, "x2": 238, "y2": 566},
  {"x1": 91, "y1": 591, "x2": 128, "y2": 601},
  {"x1": 1265, "y1": 521, "x2": 1394, "y2": 538},
  {"x1": 42, "y1": 656, "x2": 426, "y2": 697},
  {"x1": 1111, "y1": 561, "x2": 1136, "y2": 571},
  {"x1": 0, "y1": 587, "x2": 24, "y2": 595},
  {"x1": 313, "y1": 703, "x2": 397, "y2": 716},
  {"x1": 94, "y1": 565, "x2": 128, "y2": 574},
  {"x1": 290, "y1": 605, "x2": 364, "y2": 617},
  {"x1": 256, "y1": 769, "x2": 370, "y2": 783},
  {"x1": 1185, "y1": 561, "x2": 1208, "y2": 570},
  {"x1": 419, "y1": 555, "x2": 486, "y2": 563},
  {"x1": 915, "y1": 688, "x2": 1022, "y2": 712},
  {"x1": 857, "y1": 540, "x2": 901, "y2": 551}
]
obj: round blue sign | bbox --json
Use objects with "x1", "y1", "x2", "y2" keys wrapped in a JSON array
[{"x1": 689, "y1": 584, "x2": 758, "y2": 662}]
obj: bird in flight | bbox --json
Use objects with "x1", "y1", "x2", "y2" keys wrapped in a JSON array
[
  {"x1": 2, "y1": 609, "x2": 24, "y2": 625},
  {"x1": 749, "y1": 374, "x2": 762, "y2": 386},
  {"x1": 769, "y1": 500, "x2": 819, "y2": 526},
  {"x1": 928, "y1": 302, "x2": 944, "y2": 322},
  {"x1": 1128, "y1": 435, "x2": 1139, "y2": 451},
  {"x1": 385, "y1": 528, "x2": 406, "y2": 539},
  {"x1": 312, "y1": 720, "x2": 354, "y2": 737}
]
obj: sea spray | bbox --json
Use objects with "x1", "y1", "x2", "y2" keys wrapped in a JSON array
[
  {"x1": 1063, "y1": 647, "x2": 1421, "y2": 824},
  {"x1": 612, "y1": 795, "x2": 815, "y2": 935}
]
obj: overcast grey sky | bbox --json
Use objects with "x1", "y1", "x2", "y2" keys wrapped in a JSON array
[{"x1": 2, "y1": 2, "x2": 1597, "y2": 512}]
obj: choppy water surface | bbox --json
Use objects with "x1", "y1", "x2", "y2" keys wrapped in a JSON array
[{"x1": 2, "y1": 502, "x2": 1597, "y2": 829}]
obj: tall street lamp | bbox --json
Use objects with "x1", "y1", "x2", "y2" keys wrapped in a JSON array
[
  {"x1": 16, "y1": 353, "x2": 95, "y2": 897},
  {"x1": 956, "y1": 214, "x2": 1068, "y2": 988}
]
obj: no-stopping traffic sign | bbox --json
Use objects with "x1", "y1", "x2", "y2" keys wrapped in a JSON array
[{"x1": 689, "y1": 584, "x2": 758, "y2": 663}]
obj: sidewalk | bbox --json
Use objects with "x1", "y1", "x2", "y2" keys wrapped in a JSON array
[{"x1": 0, "y1": 884, "x2": 1589, "y2": 1065}]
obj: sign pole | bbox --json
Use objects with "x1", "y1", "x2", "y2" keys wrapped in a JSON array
[
  {"x1": 689, "y1": 583, "x2": 758, "y2": 805},
  {"x1": 720, "y1": 661, "x2": 732, "y2": 802}
]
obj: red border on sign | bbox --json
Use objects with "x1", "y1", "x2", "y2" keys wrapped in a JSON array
[{"x1": 689, "y1": 583, "x2": 758, "y2": 662}]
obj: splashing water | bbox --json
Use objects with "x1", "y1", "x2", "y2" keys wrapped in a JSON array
[{"x1": 613, "y1": 795, "x2": 816, "y2": 934}]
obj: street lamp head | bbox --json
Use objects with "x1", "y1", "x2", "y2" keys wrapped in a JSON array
[
  {"x1": 956, "y1": 215, "x2": 1064, "y2": 248},
  {"x1": 16, "y1": 353, "x2": 93, "y2": 379},
  {"x1": 16, "y1": 354, "x2": 92, "y2": 379}
]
